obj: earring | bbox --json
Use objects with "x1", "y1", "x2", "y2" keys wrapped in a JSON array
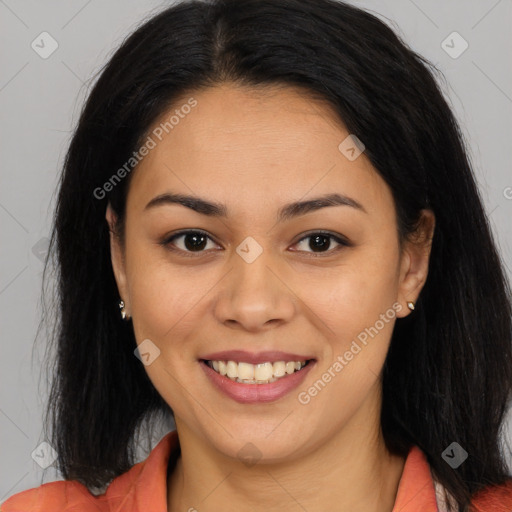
[
  {"x1": 407, "y1": 301, "x2": 415, "y2": 311},
  {"x1": 119, "y1": 300, "x2": 130, "y2": 320}
]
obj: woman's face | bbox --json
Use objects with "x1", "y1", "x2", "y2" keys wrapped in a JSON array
[{"x1": 108, "y1": 83, "x2": 433, "y2": 462}]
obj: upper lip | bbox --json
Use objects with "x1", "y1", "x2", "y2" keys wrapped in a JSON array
[{"x1": 200, "y1": 350, "x2": 315, "y2": 365}]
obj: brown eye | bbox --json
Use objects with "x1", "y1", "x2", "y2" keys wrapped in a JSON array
[
  {"x1": 163, "y1": 230, "x2": 220, "y2": 255},
  {"x1": 292, "y1": 232, "x2": 349, "y2": 255}
]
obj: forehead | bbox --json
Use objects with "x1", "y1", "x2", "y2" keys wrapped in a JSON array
[{"x1": 126, "y1": 83, "x2": 391, "y2": 217}]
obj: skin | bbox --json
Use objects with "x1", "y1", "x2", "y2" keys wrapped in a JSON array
[{"x1": 107, "y1": 82, "x2": 435, "y2": 512}]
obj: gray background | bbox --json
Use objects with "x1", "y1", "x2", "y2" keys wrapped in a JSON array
[{"x1": 1, "y1": 0, "x2": 511, "y2": 501}]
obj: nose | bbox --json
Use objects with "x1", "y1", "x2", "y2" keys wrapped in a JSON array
[{"x1": 213, "y1": 246, "x2": 296, "y2": 332}]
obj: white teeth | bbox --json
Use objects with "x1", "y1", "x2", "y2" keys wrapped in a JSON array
[
  {"x1": 238, "y1": 362, "x2": 254, "y2": 380},
  {"x1": 226, "y1": 361, "x2": 238, "y2": 379},
  {"x1": 254, "y1": 362, "x2": 273, "y2": 381},
  {"x1": 273, "y1": 361, "x2": 286, "y2": 377},
  {"x1": 206, "y1": 359, "x2": 308, "y2": 384}
]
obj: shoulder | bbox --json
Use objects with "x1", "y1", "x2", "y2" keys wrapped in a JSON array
[
  {"x1": 0, "y1": 479, "x2": 101, "y2": 512},
  {"x1": 471, "y1": 479, "x2": 512, "y2": 511},
  {"x1": 1, "y1": 430, "x2": 179, "y2": 512}
]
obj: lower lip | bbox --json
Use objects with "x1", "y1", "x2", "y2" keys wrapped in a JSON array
[{"x1": 200, "y1": 360, "x2": 316, "y2": 404}]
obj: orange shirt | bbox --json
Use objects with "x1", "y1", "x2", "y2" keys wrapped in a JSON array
[{"x1": 2, "y1": 430, "x2": 512, "y2": 511}]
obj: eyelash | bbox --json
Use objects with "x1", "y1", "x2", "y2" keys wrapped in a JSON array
[{"x1": 161, "y1": 229, "x2": 350, "y2": 258}]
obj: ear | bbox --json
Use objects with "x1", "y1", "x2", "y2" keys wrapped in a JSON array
[
  {"x1": 106, "y1": 203, "x2": 130, "y2": 315},
  {"x1": 395, "y1": 209, "x2": 435, "y2": 318}
]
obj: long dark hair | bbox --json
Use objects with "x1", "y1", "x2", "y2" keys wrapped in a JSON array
[{"x1": 43, "y1": 0, "x2": 512, "y2": 509}]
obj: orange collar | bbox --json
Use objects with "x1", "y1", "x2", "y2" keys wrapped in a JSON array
[
  {"x1": 111, "y1": 432, "x2": 441, "y2": 511},
  {"x1": 3, "y1": 430, "x2": 512, "y2": 511}
]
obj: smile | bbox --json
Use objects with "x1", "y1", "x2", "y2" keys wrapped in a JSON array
[
  {"x1": 200, "y1": 356, "x2": 316, "y2": 403},
  {"x1": 204, "y1": 359, "x2": 310, "y2": 384}
]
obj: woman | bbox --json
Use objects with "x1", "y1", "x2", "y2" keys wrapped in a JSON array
[{"x1": 2, "y1": 0, "x2": 512, "y2": 511}]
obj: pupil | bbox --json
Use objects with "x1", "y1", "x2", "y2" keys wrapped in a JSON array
[
  {"x1": 184, "y1": 233, "x2": 207, "y2": 251},
  {"x1": 310, "y1": 234, "x2": 330, "y2": 252}
]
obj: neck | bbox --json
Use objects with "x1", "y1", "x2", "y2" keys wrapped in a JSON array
[{"x1": 167, "y1": 387, "x2": 406, "y2": 512}]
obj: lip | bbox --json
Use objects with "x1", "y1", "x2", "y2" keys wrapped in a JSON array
[
  {"x1": 200, "y1": 358, "x2": 316, "y2": 404},
  {"x1": 200, "y1": 350, "x2": 314, "y2": 365}
]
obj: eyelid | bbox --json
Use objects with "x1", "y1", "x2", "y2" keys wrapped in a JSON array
[
  {"x1": 161, "y1": 229, "x2": 221, "y2": 257},
  {"x1": 163, "y1": 228, "x2": 212, "y2": 242},
  {"x1": 292, "y1": 230, "x2": 351, "y2": 255}
]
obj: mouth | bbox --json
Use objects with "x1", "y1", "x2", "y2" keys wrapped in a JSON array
[
  {"x1": 201, "y1": 359, "x2": 313, "y2": 385},
  {"x1": 199, "y1": 352, "x2": 317, "y2": 404}
]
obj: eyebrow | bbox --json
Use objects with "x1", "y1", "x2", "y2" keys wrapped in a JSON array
[{"x1": 144, "y1": 191, "x2": 367, "y2": 221}]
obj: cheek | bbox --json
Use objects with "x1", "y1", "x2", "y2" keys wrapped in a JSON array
[
  {"x1": 300, "y1": 243, "x2": 401, "y2": 391},
  {"x1": 297, "y1": 263, "x2": 400, "y2": 426},
  {"x1": 307, "y1": 244, "x2": 400, "y2": 330},
  {"x1": 128, "y1": 259, "x2": 204, "y2": 343},
  {"x1": 125, "y1": 253, "x2": 210, "y2": 402},
  {"x1": 125, "y1": 241, "x2": 229, "y2": 368}
]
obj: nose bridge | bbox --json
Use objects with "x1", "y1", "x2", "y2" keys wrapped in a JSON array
[
  {"x1": 213, "y1": 236, "x2": 296, "y2": 330},
  {"x1": 235, "y1": 241, "x2": 273, "y2": 292}
]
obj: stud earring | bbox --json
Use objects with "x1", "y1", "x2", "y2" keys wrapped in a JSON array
[
  {"x1": 407, "y1": 301, "x2": 415, "y2": 311},
  {"x1": 119, "y1": 300, "x2": 130, "y2": 320}
]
